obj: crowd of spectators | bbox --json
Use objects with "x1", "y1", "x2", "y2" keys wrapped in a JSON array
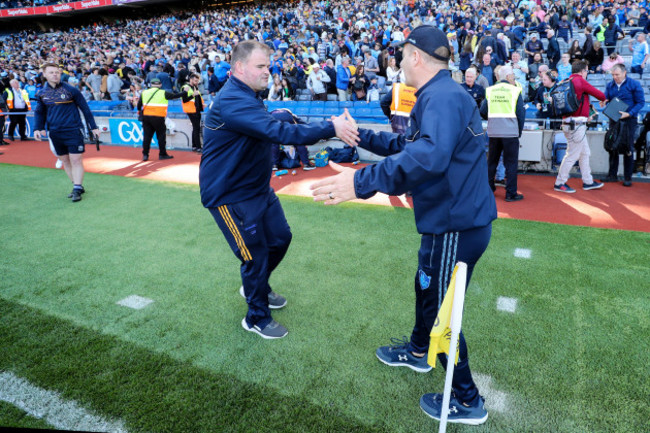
[{"x1": 1, "y1": 0, "x2": 650, "y2": 118}]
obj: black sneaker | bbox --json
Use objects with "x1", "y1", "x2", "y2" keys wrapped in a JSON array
[
  {"x1": 623, "y1": 180, "x2": 632, "y2": 187},
  {"x1": 420, "y1": 392, "x2": 488, "y2": 425},
  {"x1": 303, "y1": 162, "x2": 316, "y2": 171},
  {"x1": 142, "y1": 154, "x2": 149, "y2": 161},
  {"x1": 603, "y1": 175, "x2": 618, "y2": 183},
  {"x1": 239, "y1": 286, "x2": 287, "y2": 309},
  {"x1": 505, "y1": 193, "x2": 524, "y2": 202},
  {"x1": 494, "y1": 179, "x2": 506, "y2": 188},
  {"x1": 70, "y1": 190, "x2": 82, "y2": 202},
  {"x1": 159, "y1": 154, "x2": 174, "y2": 160},
  {"x1": 67, "y1": 186, "x2": 85, "y2": 198},
  {"x1": 241, "y1": 318, "x2": 288, "y2": 339},
  {"x1": 375, "y1": 336, "x2": 432, "y2": 373}
]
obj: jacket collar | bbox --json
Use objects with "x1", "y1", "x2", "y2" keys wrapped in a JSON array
[
  {"x1": 229, "y1": 75, "x2": 259, "y2": 97},
  {"x1": 415, "y1": 69, "x2": 450, "y2": 98}
]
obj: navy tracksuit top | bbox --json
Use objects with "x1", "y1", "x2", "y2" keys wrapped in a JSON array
[
  {"x1": 353, "y1": 70, "x2": 498, "y2": 235},
  {"x1": 199, "y1": 76, "x2": 336, "y2": 208},
  {"x1": 34, "y1": 81, "x2": 97, "y2": 132}
]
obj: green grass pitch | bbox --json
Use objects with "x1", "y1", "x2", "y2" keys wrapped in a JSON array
[{"x1": 1, "y1": 164, "x2": 648, "y2": 432}]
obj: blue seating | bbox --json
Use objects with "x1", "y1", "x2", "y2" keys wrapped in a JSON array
[
  {"x1": 294, "y1": 106, "x2": 311, "y2": 116},
  {"x1": 323, "y1": 107, "x2": 340, "y2": 116},
  {"x1": 355, "y1": 107, "x2": 373, "y2": 116},
  {"x1": 340, "y1": 101, "x2": 353, "y2": 108},
  {"x1": 324, "y1": 101, "x2": 339, "y2": 108},
  {"x1": 367, "y1": 101, "x2": 380, "y2": 109}
]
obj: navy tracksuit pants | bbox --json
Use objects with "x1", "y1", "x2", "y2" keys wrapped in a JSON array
[
  {"x1": 487, "y1": 137, "x2": 519, "y2": 197},
  {"x1": 408, "y1": 224, "x2": 492, "y2": 406},
  {"x1": 209, "y1": 188, "x2": 292, "y2": 329}
]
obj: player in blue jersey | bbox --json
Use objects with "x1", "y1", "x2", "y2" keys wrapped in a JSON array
[{"x1": 34, "y1": 63, "x2": 99, "y2": 202}]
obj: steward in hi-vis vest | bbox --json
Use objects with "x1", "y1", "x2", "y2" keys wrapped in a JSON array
[
  {"x1": 6, "y1": 80, "x2": 31, "y2": 141},
  {"x1": 380, "y1": 78, "x2": 417, "y2": 134},
  {"x1": 136, "y1": 78, "x2": 185, "y2": 161},
  {"x1": 181, "y1": 73, "x2": 205, "y2": 153},
  {"x1": 480, "y1": 67, "x2": 526, "y2": 202}
]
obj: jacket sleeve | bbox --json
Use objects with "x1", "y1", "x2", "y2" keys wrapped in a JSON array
[
  {"x1": 356, "y1": 128, "x2": 406, "y2": 157},
  {"x1": 34, "y1": 93, "x2": 46, "y2": 131},
  {"x1": 479, "y1": 98, "x2": 488, "y2": 119},
  {"x1": 516, "y1": 94, "x2": 525, "y2": 136},
  {"x1": 72, "y1": 87, "x2": 98, "y2": 130},
  {"x1": 354, "y1": 95, "x2": 462, "y2": 199},
  {"x1": 579, "y1": 77, "x2": 606, "y2": 101},
  {"x1": 380, "y1": 91, "x2": 392, "y2": 117},
  {"x1": 181, "y1": 86, "x2": 193, "y2": 103},
  {"x1": 628, "y1": 82, "x2": 646, "y2": 117},
  {"x1": 222, "y1": 94, "x2": 335, "y2": 145},
  {"x1": 165, "y1": 90, "x2": 185, "y2": 100}
]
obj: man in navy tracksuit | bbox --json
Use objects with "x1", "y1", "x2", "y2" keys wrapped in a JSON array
[
  {"x1": 311, "y1": 26, "x2": 497, "y2": 425},
  {"x1": 199, "y1": 40, "x2": 358, "y2": 339},
  {"x1": 34, "y1": 63, "x2": 99, "y2": 203}
]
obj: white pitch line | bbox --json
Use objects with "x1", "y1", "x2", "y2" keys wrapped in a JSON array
[
  {"x1": 497, "y1": 296, "x2": 518, "y2": 313},
  {"x1": 0, "y1": 371, "x2": 128, "y2": 433},
  {"x1": 116, "y1": 295, "x2": 154, "y2": 310},
  {"x1": 514, "y1": 248, "x2": 531, "y2": 259},
  {"x1": 474, "y1": 373, "x2": 509, "y2": 413}
]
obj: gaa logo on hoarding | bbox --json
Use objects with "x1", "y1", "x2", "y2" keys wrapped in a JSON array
[{"x1": 118, "y1": 121, "x2": 143, "y2": 143}]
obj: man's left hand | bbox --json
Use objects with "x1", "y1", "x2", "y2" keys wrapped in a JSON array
[
  {"x1": 619, "y1": 111, "x2": 630, "y2": 119},
  {"x1": 310, "y1": 161, "x2": 358, "y2": 205}
]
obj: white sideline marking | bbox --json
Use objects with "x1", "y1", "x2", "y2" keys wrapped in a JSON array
[
  {"x1": 116, "y1": 295, "x2": 154, "y2": 310},
  {"x1": 496, "y1": 297, "x2": 518, "y2": 313},
  {"x1": 474, "y1": 373, "x2": 509, "y2": 413},
  {"x1": 0, "y1": 371, "x2": 128, "y2": 433},
  {"x1": 514, "y1": 248, "x2": 531, "y2": 259}
]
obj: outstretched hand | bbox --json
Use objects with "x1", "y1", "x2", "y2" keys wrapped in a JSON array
[
  {"x1": 331, "y1": 108, "x2": 360, "y2": 147},
  {"x1": 310, "y1": 161, "x2": 358, "y2": 205}
]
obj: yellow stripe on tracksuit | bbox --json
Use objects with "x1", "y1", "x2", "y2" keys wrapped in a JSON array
[{"x1": 218, "y1": 205, "x2": 252, "y2": 262}]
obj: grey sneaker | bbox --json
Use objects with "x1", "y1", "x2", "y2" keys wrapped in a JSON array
[
  {"x1": 239, "y1": 286, "x2": 287, "y2": 309},
  {"x1": 241, "y1": 318, "x2": 288, "y2": 339}
]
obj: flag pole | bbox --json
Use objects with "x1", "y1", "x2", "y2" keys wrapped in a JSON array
[{"x1": 438, "y1": 262, "x2": 468, "y2": 433}]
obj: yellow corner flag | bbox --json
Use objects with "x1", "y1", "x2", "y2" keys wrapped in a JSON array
[{"x1": 427, "y1": 265, "x2": 460, "y2": 368}]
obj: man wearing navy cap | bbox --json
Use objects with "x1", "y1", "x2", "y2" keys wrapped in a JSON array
[{"x1": 311, "y1": 25, "x2": 495, "y2": 425}]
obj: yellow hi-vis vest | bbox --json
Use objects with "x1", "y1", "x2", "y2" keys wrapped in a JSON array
[
  {"x1": 390, "y1": 82, "x2": 417, "y2": 117},
  {"x1": 181, "y1": 84, "x2": 204, "y2": 114},
  {"x1": 485, "y1": 82, "x2": 521, "y2": 138},
  {"x1": 141, "y1": 87, "x2": 168, "y2": 117},
  {"x1": 6, "y1": 88, "x2": 31, "y2": 111}
]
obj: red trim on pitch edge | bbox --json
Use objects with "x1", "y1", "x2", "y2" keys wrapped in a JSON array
[{"x1": 2, "y1": 140, "x2": 649, "y2": 233}]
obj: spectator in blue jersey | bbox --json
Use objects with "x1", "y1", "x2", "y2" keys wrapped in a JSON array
[
  {"x1": 34, "y1": 63, "x2": 99, "y2": 203},
  {"x1": 557, "y1": 53, "x2": 572, "y2": 81},
  {"x1": 213, "y1": 55, "x2": 231, "y2": 86},
  {"x1": 336, "y1": 57, "x2": 351, "y2": 101},
  {"x1": 629, "y1": 32, "x2": 650, "y2": 78},
  {"x1": 199, "y1": 40, "x2": 358, "y2": 340}
]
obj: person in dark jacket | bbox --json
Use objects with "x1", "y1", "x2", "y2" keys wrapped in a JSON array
[
  {"x1": 207, "y1": 67, "x2": 220, "y2": 96},
  {"x1": 310, "y1": 25, "x2": 496, "y2": 426},
  {"x1": 603, "y1": 16, "x2": 625, "y2": 55},
  {"x1": 604, "y1": 64, "x2": 645, "y2": 186},
  {"x1": 34, "y1": 62, "x2": 99, "y2": 203},
  {"x1": 199, "y1": 40, "x2": 357, "y2": 340},
  {"x1": 546, "y1": 29, "x2": 561, "y2": 69}
]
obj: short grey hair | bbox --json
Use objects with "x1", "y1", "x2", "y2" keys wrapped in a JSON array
[{"x1": 498, "y1": 65, "x2": 514, "y2": 80}]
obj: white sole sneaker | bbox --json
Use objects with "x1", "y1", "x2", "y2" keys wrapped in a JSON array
[{"x1": 241, "y1": 318, "x2": 288, "y2": 339}]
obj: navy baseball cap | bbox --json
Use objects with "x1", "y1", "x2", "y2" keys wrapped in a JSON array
[
  {"x1": 397, "y1": 25, "x2": 451, "y2": 62},
  {"x1": 270, "y1": 108, "x2": 306, "y2": 125}
]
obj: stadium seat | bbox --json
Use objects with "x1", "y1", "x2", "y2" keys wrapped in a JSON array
[
  {"x1": 323, "y1": 107, "x2": 340, "y2": 116},
  {"x1": 324, "y1": 100, "x2": 339, "y2": 108},
  {"x1": 340, "y1": 101, "x2": 353, "y2": 108},
  {"x1": 327, "y1": 94, "x2": 338, "y2": 101},
  {"x1": 367, "y1": 101, "x2": 380, "y2": 109},
  {"x1": 294, "y1": 106, "x2": 311, "y2": 115},
  {"x1": 297, "y1": 94, "x2": 312, "y2": 101},
  {"x1": 309, "y1": 107, "x2": 325, "y2": 115}
]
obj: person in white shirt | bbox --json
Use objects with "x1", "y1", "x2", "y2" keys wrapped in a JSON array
[
  {"x1": 386, "y1": 57, "x2": 400, "y2": 83},
  {"x1": 306, "y1": 63, "x2": 331, "y2": 101}
]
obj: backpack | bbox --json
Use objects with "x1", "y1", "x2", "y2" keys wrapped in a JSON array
[
  {"x1": 604, "y1": 120, "x2": 628, "y2": 153},
  {"x1": 314, "y1": 148, "x2": 330, "y2": 167},
  {"x1": 550, "y1": 77, "x2": 584, "y2": 117},
  {"x1": 325, "y1": 145, "x2": 359, "y2": 163}
]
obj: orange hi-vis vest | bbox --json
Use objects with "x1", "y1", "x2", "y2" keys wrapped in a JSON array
[
  {"x1": 390, "y1": 83, "x2": 417, "y2": 118},
  {"x1": 181, "y1": 84, "x2": 204, "y2": 114},
  {"x1": 141, "y1": 87, "x2": 168, "y2": 117},
  {"x1": 6, "y1": 88, "x2": 31, "y2": 111}
]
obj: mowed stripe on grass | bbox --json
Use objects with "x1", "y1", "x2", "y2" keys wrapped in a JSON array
[{"x1": 1, "y1": 164, "x2": 649, "y2": 433}]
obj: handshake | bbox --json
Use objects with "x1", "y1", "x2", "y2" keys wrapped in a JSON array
[{"x1": 331, "y1": 108, "x2": 360, "y2": 147}]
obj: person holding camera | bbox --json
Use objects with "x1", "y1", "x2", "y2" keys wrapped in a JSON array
[{"x1": 553, "y1": 61, "x2": 606, "y2": 193}]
